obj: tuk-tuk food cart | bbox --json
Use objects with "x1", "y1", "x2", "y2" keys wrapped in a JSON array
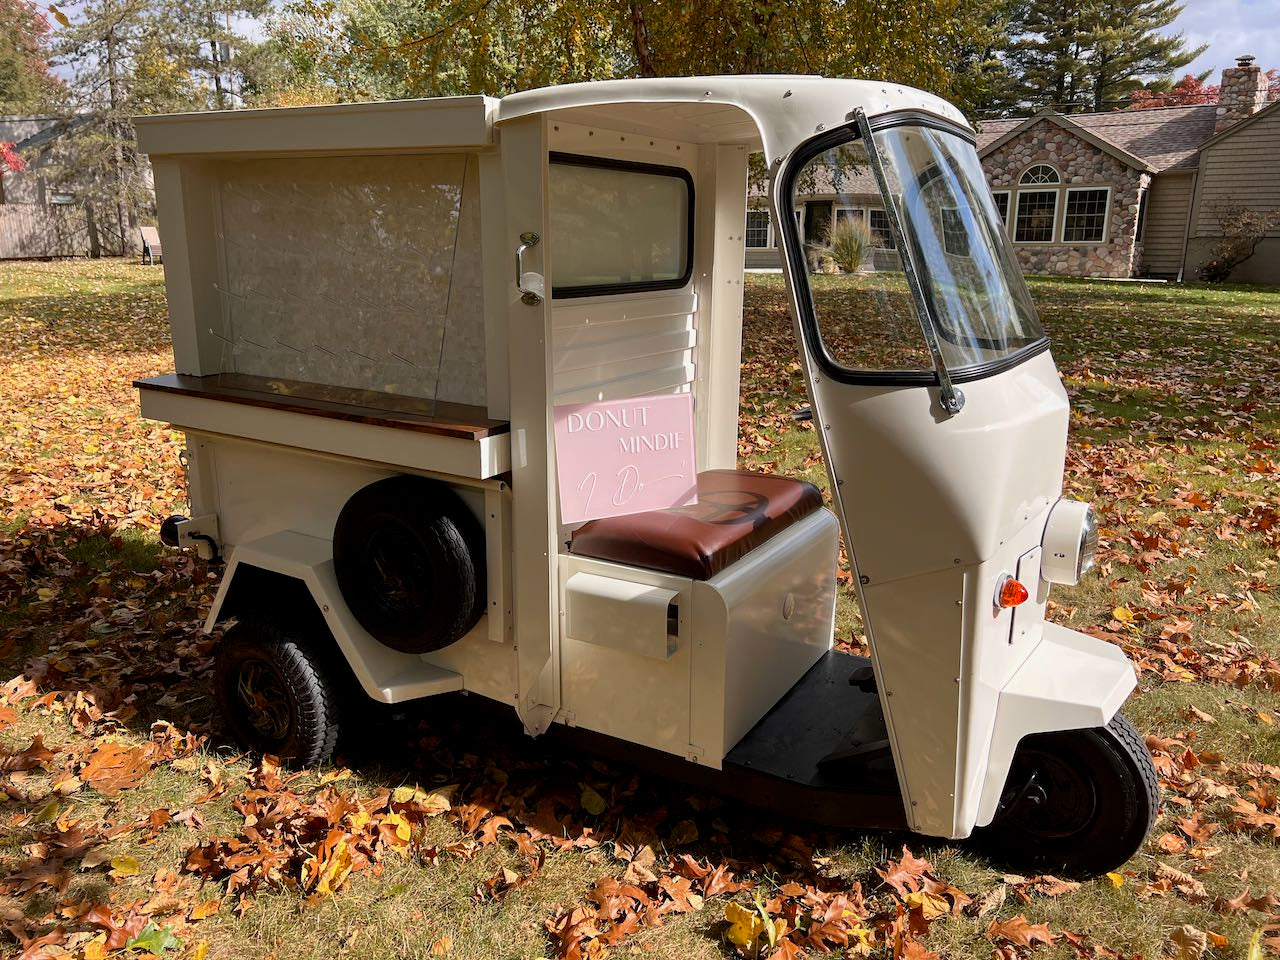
[{"x1": 134, "y1": 76, "x2": 1156, "y2": 874}]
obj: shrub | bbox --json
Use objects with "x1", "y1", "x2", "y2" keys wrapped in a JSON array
[
  {"x1": 1198, "y1": 203, "x2": 1280, "y2": 282},
  {"x1": 818, "y1": 217, "x2": 873, "y2": 273}
]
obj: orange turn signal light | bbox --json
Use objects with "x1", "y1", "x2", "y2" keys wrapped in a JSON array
[{"x1": 997, "y1": 576, "x2": 1030, "y2": 609}]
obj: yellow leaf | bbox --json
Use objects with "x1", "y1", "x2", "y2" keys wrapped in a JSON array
[
  {"x1": 849, "y1": 923, "x2": 874, "y2": 956},
  {"x1": 36, "y1": 586, "x2": 58, "y2": 601},
  {"x1": 420, "y1": 786, "x2": 454, "y2": 816},
  {"x1": 725, "y1": 900, "x2": 767, "y2": 953},
  {"x1": 903, "y1": 889, "x2": 950, "y2": 919},
  {"x1": 1248, "y1": 928, "x2": 1263, "y2": 960},
  {"x1": 392, "y1": 785, "x2": 419, "y2": 804},
  {"x1": 382, "y1": 811, "x2": 412, "y2": 852},
  {"x1": 82, "y1": 933, "x2": 108, "y2": 960},
  {"x1": 189, "y1": 941, "x2": 209, "y2": 960},
  {"x1": 580, "y1": 784, "x2": 607, "y2": 816},
  {"x1": 310, "y1": 838, "x2": 354, "y2": 896},
  {"x1": 1207, "y1": 931, "x2": 1229, "y2": 949},
  {"x1": 49, "y1": 4, "x2": 71, "y2": 28},
  {"x1": 1106, "y1": 872, "x2": 1125, "y2": 888},
  {"x1": 348, "y1": 809, "x2": 370, "y2": 832},
  {"x1": 53, "y1": 775, "x2": 82, "y2": 795},
  {"x1": 189, "y1": 899, "x2": 221, "y2": 920},
  {"x1": 110, "y1": 854, "x2": 140, "y2": 878},
  {"x1": 430, "y1": 935, "x2": 452, "y2": 955},
  {"x1": 1146, "y1": 511, "x2": 1167, "y2": 524},
  {"x1": 320, "y1": 768, "x2": 351, "y2": 784},
  {"x1": 1113, "y1": 606, "x2": 1134, "y2": 623},
  {"x1": 1257, "y1": 711, "x2": 1273, "y2": 726}
]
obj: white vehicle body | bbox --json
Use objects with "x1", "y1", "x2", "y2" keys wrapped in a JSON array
[{"x1": 135, "y1": 76, "x2": 1136, "y2": 843}]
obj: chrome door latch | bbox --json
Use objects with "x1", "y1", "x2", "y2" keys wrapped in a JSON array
[{"x1": 515, "y1": 232, "x2": 544, "y2": 305}]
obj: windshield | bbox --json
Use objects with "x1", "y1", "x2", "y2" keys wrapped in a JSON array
[
  {"x1": 872, "y1": 124, "x2": 1045, "y2": 367},
  {"x1": 782, "y1": 121, "x2": 1046, "y2": 380}
]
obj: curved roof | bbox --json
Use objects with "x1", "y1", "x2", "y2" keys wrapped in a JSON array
[{"x1": 497, "y1": 76, "x2": 969, "y2": 162}]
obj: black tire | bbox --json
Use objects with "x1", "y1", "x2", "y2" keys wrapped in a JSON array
[
  {"x1": 978, "y1": 714, "x2": 1158, "y2": 876},
  {"x1": 215, "y1": 618, "x2": 341, "y2": 768},
  {"x1": 332, "y1": 475, "x2": 486, "y2": 654}
]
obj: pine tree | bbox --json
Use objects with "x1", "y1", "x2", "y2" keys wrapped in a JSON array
[
  {"x1": 47, "y1": 0, "x2": 265, "y2": 254},
  {"x1": 1000, "y1": 0, "x2": 1203, "y2": 113},
  {"x1": 1083, "y1": 0, "x2": 1204, "y2": 111}
]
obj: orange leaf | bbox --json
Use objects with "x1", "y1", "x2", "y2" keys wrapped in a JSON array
[{"x1": 986, "y1": 914, "x2": 1058, "y2": 948}]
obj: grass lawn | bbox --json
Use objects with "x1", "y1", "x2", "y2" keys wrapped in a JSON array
[{"x1": 2, "y1": 259, "x2": 1279, "y2": 960}]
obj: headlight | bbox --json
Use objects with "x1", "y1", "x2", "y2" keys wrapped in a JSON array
[{"x1": 1041, "y1": 499, "x2": 1098, "y2": 585}]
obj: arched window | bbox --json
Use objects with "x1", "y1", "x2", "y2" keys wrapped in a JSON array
[{"x1": 1020, "y1": 164, "x2": 1060, "y2": 185}]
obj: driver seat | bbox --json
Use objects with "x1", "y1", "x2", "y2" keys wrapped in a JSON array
[{"x1": 568, "y1": 469, "x2": 824, "y2": 581}]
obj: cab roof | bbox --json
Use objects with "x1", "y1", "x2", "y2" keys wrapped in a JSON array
[{"x1": 498, "y1": 76, "x2": 969, "y2": 162}]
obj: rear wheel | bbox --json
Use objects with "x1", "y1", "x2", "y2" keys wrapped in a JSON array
[
  {"x1": 980, "y1": 715, "x2": 1157, "y2": 875},
  {"x1": 214, "y1": 618, "x2": 341, "y2": 768}
]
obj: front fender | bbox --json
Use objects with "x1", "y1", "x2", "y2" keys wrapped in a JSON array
[{"x1": 973, "y1": 624, "x2": 1137, "y2": 829}]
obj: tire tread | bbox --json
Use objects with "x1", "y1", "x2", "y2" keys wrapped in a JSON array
[{"x1": 215, "y1": 618, "x2": 341, "y2": 768}]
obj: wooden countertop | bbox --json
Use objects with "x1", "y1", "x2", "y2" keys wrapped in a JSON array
[{"x1": 135, "y1": 373, "x2": 509, "y2": 442}]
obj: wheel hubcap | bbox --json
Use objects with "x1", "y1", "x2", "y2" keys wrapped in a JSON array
[
  {"x1": 236, "y1": 659, "x2": 292, "y2": 741},
  {"x1": 1001, "y1": 749, "x2": 1099, "y2": 839}
]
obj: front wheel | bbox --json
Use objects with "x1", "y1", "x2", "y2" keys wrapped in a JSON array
[
  {"x1": 214, "y1": 618, "x2": 342, "y2": 768},
  {"x1": 978, "y1": 715, "x2": 1158, "y2": 875}
]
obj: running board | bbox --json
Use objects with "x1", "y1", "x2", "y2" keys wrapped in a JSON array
[{"x1": 552, "y1": 650, "x2": 908, "y2": 831}]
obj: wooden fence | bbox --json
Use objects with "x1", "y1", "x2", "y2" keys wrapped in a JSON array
[{"x1": 0, "y1": 204, "x2": 94, "y2": 259}]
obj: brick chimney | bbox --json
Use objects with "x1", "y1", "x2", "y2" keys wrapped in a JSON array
[{"x1": 1216, "y1": 54, "x2": 1268, "y2": 132}]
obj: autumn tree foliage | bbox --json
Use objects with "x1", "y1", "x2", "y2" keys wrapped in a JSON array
[
  {"x1": 0, "y1": 0, "x2": 63, "y2": 111},
  {"x1": 0, "y1": 140, "x2": 24, "y2": 174},
  {"x1": 1128, "y1": 72, "x2": 1218, "y2": 108},
  {"x1": 268, "y1": 0, "x2": 983, "y2": 106}
]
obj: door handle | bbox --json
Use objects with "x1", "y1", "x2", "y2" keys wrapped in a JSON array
[{"x1": 515, "y1": 232, "x2": 544, "y2": 305}]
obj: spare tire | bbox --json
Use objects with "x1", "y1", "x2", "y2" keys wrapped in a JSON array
[{"x1": 333, "y1": 475, "x2": 486, "y2": 653}]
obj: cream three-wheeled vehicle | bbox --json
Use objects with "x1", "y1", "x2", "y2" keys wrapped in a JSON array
[{"x1": 135, "y1": 76, "x2": 1156, "y2": 874}]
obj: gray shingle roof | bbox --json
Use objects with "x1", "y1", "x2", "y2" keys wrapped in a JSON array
[{"x1": 975, "y1": 104, "x2": 1219, "y2": 173}]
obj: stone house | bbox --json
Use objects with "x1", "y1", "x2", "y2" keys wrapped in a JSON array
[{"x1": 746, "y1": 56, "x2": 1278, "y2": 282}]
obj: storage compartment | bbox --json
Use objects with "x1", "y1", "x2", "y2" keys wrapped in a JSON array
[
  {"x1": 564, "y1": 572, "x2": 681, "y2": 660},
  {"x1": 559, "y1": 507, "x2": 839, "y2": 764}
]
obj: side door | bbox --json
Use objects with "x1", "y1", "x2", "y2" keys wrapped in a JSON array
[{"x1": 771, "y1": 117, "x2": 1068, "y2": 839}]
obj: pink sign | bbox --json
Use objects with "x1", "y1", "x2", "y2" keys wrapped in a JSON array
[{"x1": 553, "y1": 394, "x2": 698, "y2": 524}]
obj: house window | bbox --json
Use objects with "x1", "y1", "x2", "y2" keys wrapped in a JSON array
[
  {"x1": 50, "y1": 192, "x2": 75, "y2": 206},
  {"x1": 1134, "y1": 190, "x2": 1148, "y2": 242},
  {"x1": 834, "y1": 207, "x2": 865, "y2": 228},
  {"x1": 867, "y1": 209, "x2": 895, "y2": 249},
  {"x1": 745, "y1": 209, "x2": 770, "y2": 248},
  {"x1": 1014, "y1": 190, "x2": 1057, "y2": 243},
  {"x1": 940, "y1": 207, "x2": 970, "y2": 257},
  {"x1": 991, "y1": 191, "x2": 1010, "y2": 226},
  {"x1": 1062, "y1": 188, "x2": 1109, "y2": 243},
  {"x1": 1020, "y1": 164, "x2": 1060, "y2": 185}
]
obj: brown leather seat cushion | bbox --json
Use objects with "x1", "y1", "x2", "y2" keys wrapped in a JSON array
[{"x1": 569, "y1": 469, "x2": 824, "y2": 580}]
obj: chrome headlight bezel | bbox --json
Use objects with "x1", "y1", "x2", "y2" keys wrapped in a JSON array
[{"x1": 1041, "y1": 499, "x2": 1098, "y2": 586}]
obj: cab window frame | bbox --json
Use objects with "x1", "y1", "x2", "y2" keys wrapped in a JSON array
[
  {"x1": 549, "y1": 151, "x2": 696, "y2": 300},
  {"x1": 777, "y1": 114, "x2": 1051, "y2": 388}
]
